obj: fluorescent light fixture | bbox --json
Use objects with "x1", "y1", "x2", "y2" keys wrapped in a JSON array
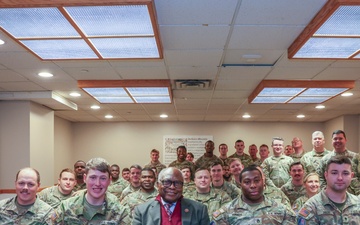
[
  {"x1": 90, "y1": 105, "x2": 100, "y2": 109},
  {"x1": 69, "y1": 92, "x2": 81, "y2": 97},
  {"x1": 297, "y1": 114, "x2": 305, "y2": 118},
  {"x1": 160, "y1": 114, "x2": 168, "y2": 118},
  {"x1": 242, "y1": 114, "x2": 251, "y2": 118},
  {"x1": 0, "y1": 0, "x2": 162, "y2": 60},
  {"x1": 78, "y1": 80, "x2": 172, "y2": 104},
  {"x1": 248, "y1": 80, "x2": 354, "y2": 104},
  {"x1": 38, "y1": 72, "x2": 53, "y2": 77},
  {"x1": 315, "y1": 105, "x2": 326, "y2": 109},
  {"x1": 289, "y1": 0, "x2": 360, "y2": 59},
  {"x1": 341, "y1": 92, "x2": 353, "y2": 97}
]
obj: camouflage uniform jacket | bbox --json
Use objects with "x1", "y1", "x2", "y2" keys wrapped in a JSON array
[
  {"x1": 300, "y1": 148, "x2": 330, "y2": 174},
  {"x1": 292, "y1": 195, "x2": 309, "y2": 214},
  {"x1": 0, "y1": 196, "x2": 53, "y2": 224},
  {"x1": 211, "y1": 181, "x2": 241, "y2": 199},
  {"x1": 107, "y1": 178, "x2": 129, "y2": 199},
  {"x1": 120, "y1": 188, "x2": 158, "y2": 219},
  {"x1": 317, "y1": 149, "x2": 360, "y2": 195},
  {"x1": 297, "y1": 190, "x2": 360, "y2": 224},
  {"x1": 52, "y1": 190, "x2": 130, "y2": 225},
  {"x1": 211, "y1": 196, "x2": 296, "y2": 224},
  {"x1": 183, "y1": 181, "x2": 196, "y2": 196},
  {"x1": 289, "y1": 152, "x2": 305, "y2": 163},
  {"x1": 252, "y1": 158, "x2": 263, "y2": 166},
  {"x1": 195, "y1": 154, "x2": 223, "y2": 170},
  {"x1": 261, "y1": 155, "x2": 294, "y2": 188},
  {"x1": 228, "y1": 153, "x2": 253, "y2": 168},
  {"x1": 168, "y1": 159, "x2": 196, "y2": 179},
  {"x1": 280, "y1": 180, "x2": 306, "y2": 206},
  {"x1": 263, "y1": 185, "x2": 292, "y2": 209},
  {"x1": 183, "y1": 188, "x2": 231, "y2": 219},
  {"x1": 38, "y1": 185, "x2": 74, "y2": 209},
  {"x1": 118, "y1": 184, "x2": 140, "y2": 201},
  {"x1": 144, "y1": 161, "x2": 166, "y2": 175},
  {"x1": 219, "y1": 157, "x2": 230, "y2": 166},
  {"x1": 73, "y1": 183, "x2": 86, "y2": 192}
]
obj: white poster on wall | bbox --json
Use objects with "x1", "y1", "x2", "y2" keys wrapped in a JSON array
[{"x1": 163, "y1": 135, "x2": 213, "y2": 165}]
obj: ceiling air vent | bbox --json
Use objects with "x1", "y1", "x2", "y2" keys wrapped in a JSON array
[{"x1": 175, "y1": 79, "x2": 211, "y2": 89}]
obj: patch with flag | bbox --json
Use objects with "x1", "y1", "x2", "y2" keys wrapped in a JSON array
[{"x1": 299, "y1": 207, "x2": 310, "y2": 218}]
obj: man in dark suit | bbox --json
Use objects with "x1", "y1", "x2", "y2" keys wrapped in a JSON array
[{"x1": 132, "y1": 167, "x2": 210, "y2": 225}]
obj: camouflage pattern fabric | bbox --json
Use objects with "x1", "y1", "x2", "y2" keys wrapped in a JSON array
[
  {"x1": 144, "y1": 161, "x2": 166, "y2": 175},
  {"x1": 290, "y1": 152, "x2": 305, "y2": 163},
  {"x1": 228, "y1": 153, "x2": 253, "y2": 168},
  {"x1": 183, "y1": 181, "x2": 196, "y2": 196},
  {"x1": 183, "y1": 188, "x2": 231, "y2": 219},
  {"x1": 219, "y1": 157, "x2": 230, "y2": 167},
  {"x1": 38, "y1": 185, "x2": 74, "y2": 209},
  {"x1": 107, "y1": 178, "x2": 129, "y2": 199},
  {"x1": 300, "y1": 149, "x2": 330, "y2": 174},
  {"x1": 292, "y1": 195, "x2": 309, "y2": 214},
  {"x1": 317, "y1": 149, "x2": 360, "y2": 195},
  {"x1": 211, "y1": 196, "x2": 296, "y2": 225},
  {"x1": 280, "y1": 180, "x2": 306, "y2": 206},
  {"x1": 168, "y1": 160, "x2": 196, "y2": 179},
  {"x1": 118, "y1": 184, "x2": 141, "y2": 202},
  {"x1": 261, "y1": 155, "x2": 294, "y2": 188},
  {"x1": 73, "y1": 183, "x2": 86, "y2": 192},
  {"x1": 0, "y1": 197, "x2": 53, "y2": 224},
  {"x1": 52, "y1": 191, "x2": 130, "y2": 225},
  {"x1": 263, "y1": 185, "x2": 292, "y2": 209},
  {"x1": 252, "y1": 158, "x2": 263, "y2": 166},
  {"x1": 195, "y1": 155, "x2": 223, "y2": 170},
  {"x1": 211, "y1": 181, "x2": 241, "y2": 200},
  {"x1": 297, "y1": 190, "x2": 360, "y2": 224}
]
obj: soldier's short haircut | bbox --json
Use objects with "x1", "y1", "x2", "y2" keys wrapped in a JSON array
[
  {"x1": 235, "y1": 139, "x2": 244, "y2": 144},
  {"x1": 141, "y1": 167, "x2": 156, "y2": 177},
  {"x1": 85, "y1": 158, "x2": 110, "y2": 175},
  {"x1": 303, "y1": 172, "x2": 319, "y2": 184},
  {"x1": 205, "y1": 140, "x2": 214, "y2": 145},
  {"x1": 157, "y1": 167, "x2": 183, "y2": 183},
  {"x1": 332, "y1": 129, "x2": 346, "y2": 139},
  {"x1": 312, "y1": 131, "x2": 324, "y2": 139},
  {"x1": 187, "y1": 152, "x2": 194, "y2": 158},
  {"x1": 151, "y1": 149, "x2": 159, "y2": 154},
  {"x1": 16, "y1": 167, "x2": 40, "y2": 184},
  {"x1": 259, "y1": 144, "x2": 268, "y2": 149},
  {"x1": 219, "y1": 143, "x2": 227, "y2": 148},
  {"x1": 272, "y1": 137, "x2": 284, "y2": 145},
  {"x1": 177, "y1": 145, "x2": 187, "y2": 152},
  {"x1": 289, "y1": 161, "x2": 304, "y2": 171},
  {"x1": 59, "y1": 168, "x2": 75, "y2": 179},
  {"x1": 122, "y1": 167, "x2": 130, "y2": 173},
  {"x1": 74, "y1": 160, "x2": 86, "y2": 167},
  {"x1": 130, "y1": 164, "x2": 142, "y2": 171},
  {"x1": 326, "y1": 155, "x2": 352, "y2": 172},
  {"x1": 239, "y1": 165, "x2": 262, "y2": 183},
  {"x1": 228, "y1": 157, "x2": 242, "y2": 167},
  {"x1": 110, "y1": 164, "x2": 120, "y2": 169},
  {"x1": 195, "y1": 167, "x2": 209, "y2": 176},
  {"x1": 209, "y1": 161, "x2": 223, "y2": 170}
]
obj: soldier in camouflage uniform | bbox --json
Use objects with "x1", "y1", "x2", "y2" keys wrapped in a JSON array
[
  {"x1": 195, "y1": 140, "x2": 223, "y2": 169},
  {"x1": 228, "y1": 158, "x2": 244, "y2": 188},
  {"x1": 0, "y1": 167, "x2": 53, "y2": 224},
  {"x1": 261, "y1": 137, "x2": 294, "y2": 188},
  {"x1": 228, "y1": 139, "x2": 253, "y2": 168},
  {"x1": 209, "y1": 161, "x2": 241, "y2": 199},
  {"x1": 107, "y1": 164, "x2": 129, "y2": 199},
  {"x1": 212, "y1": 165, "x2": 296, "y2": 224},
  {"x1": 292, "y1": 173, "x2": 320, "y2": 213},
  {"x1": 144, "y1": 149, "x2": 166, "y2": 175},
  {"x1": 317, "y1": 130, "x2": 360, "y2": 195},
  {"x1": 168, "y1": 145, "x2": 196, "y2": 178},
  {"x1": 73, "y1": 160, "x2": 86, "y2": 192},
  {"x1": 52, "y1": 157, "x2": 130, "y2": 224},
  {"x1": 38, "y1": 168, "x2": 76, "y2": 209},
  {"x1": 180, "y1": 165, "x2": 196, "y2": 196},
  {"x1": 120, "y1": 168, "x2": 158, "y2": 220},
  {"x1": 280, "y1": 162, "x2": 306, "y2": 205},
  {"x1": 184, "y1": 168, "x2": 231, "y2": 219},
  {"x1": 118, "y1": 164, "x2": 142, "y2": 201},
  {"x1": 248, "y1": 144, "x2": 261, "y2": 165},
  {"x1": 289, "y1": 137, "x2": 305, "y2": 162},
  {"x1": 297, "y1": 155, "x2": 360, "y2": 224},
  {"x1": 300, "y1": 131, "x2": 330, "y2": 174},
  {"x1": 218, "y1": 143, "x2": 230, "y2": 166}
]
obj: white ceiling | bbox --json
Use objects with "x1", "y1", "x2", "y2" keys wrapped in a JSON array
[{"x1": 1, "y1": 0, "x2": 360, "y2": 122}]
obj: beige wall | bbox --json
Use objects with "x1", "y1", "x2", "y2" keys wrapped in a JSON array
[{"x1": 71, "y1": 121, "x2": 325, "y2": 169}]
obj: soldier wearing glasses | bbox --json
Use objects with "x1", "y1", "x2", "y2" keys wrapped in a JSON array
[{"x1": 132, "y1": 167, "x2": 210, "y2": 225}]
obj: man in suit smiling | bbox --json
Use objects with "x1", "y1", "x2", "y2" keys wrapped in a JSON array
[{"x1": 132, "y1": 167, "x2": 210, "y2": 225}]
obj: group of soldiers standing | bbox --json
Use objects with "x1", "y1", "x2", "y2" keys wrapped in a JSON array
[{"x1": 1, "y1": 129, "x2": 360, "y2": 224}]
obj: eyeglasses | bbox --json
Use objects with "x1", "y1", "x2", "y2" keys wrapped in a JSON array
[{"x1": 160, "y1": 180, "x2": 183, "y2": 188}]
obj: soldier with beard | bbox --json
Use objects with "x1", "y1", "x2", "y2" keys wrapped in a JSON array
[{"x1": 73, "y1": 160, "x2": 86, "y2": 191}]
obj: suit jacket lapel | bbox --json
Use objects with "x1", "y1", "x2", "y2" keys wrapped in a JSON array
[
  {"x1": 181, "y1": 199, "x2": 192, "y2": 225},
  {"x1": 149, "y1": 200, "x2": 161, "y2": 225}
]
